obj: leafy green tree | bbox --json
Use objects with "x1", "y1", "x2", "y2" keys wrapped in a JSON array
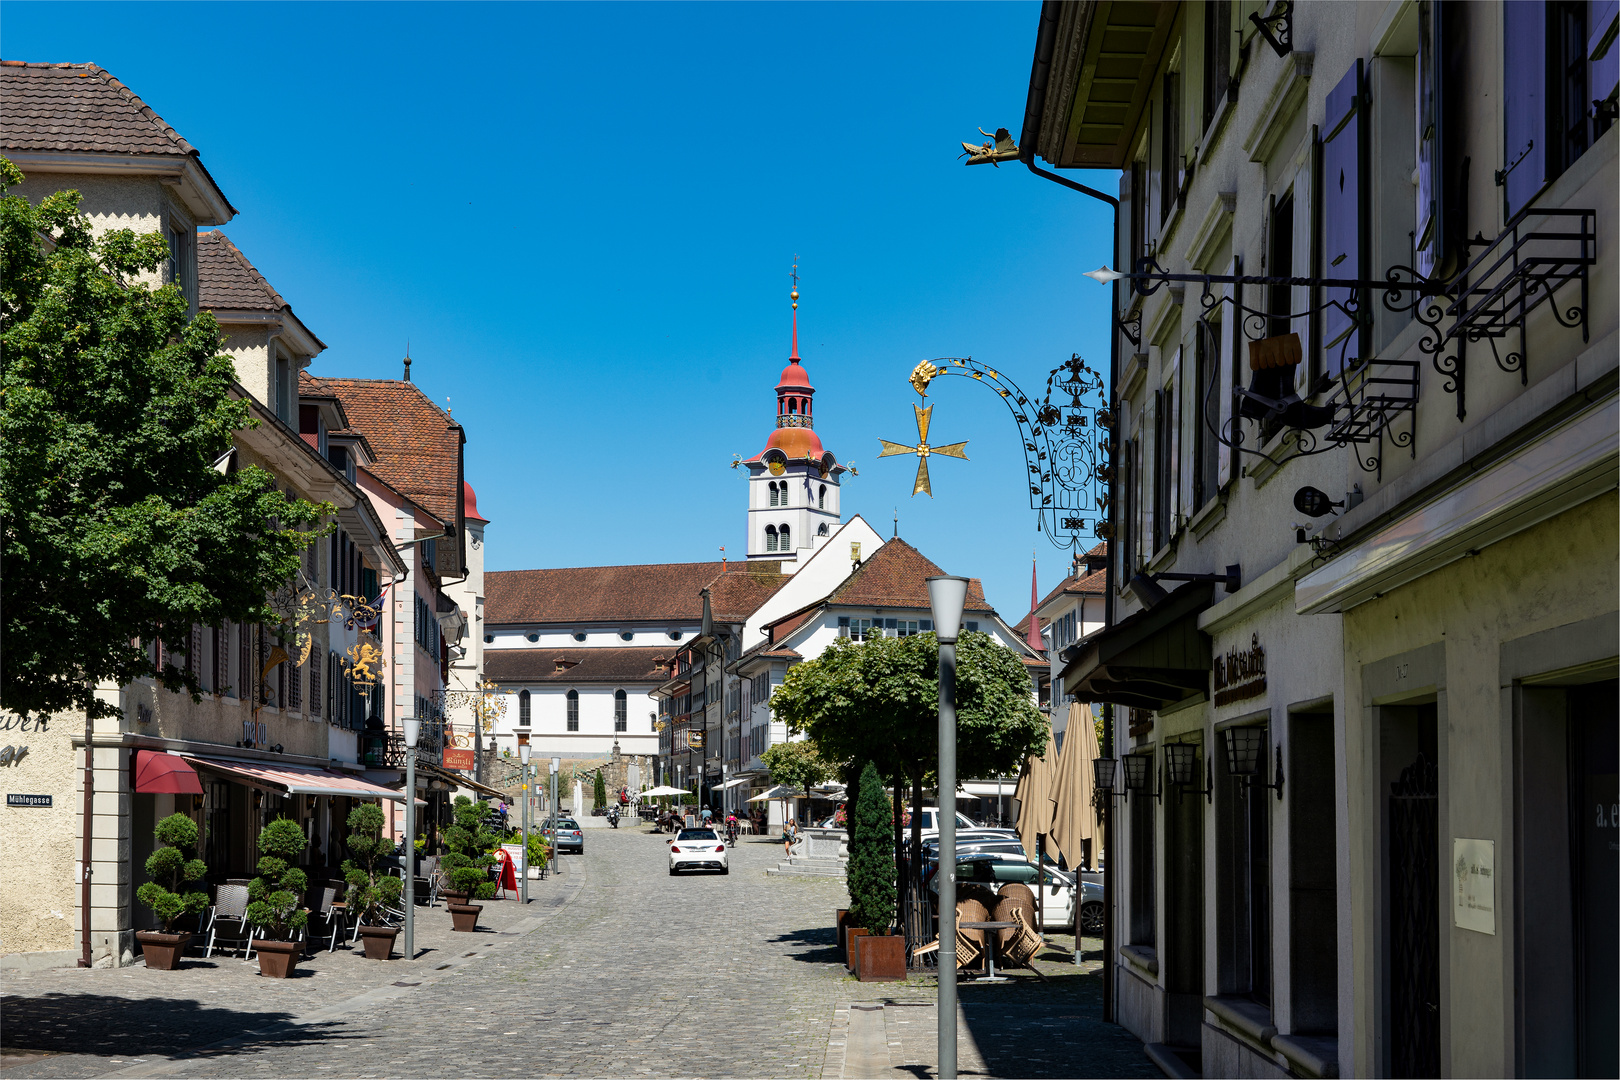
[
  {"x1": 847, "y1": 761, "x2": 897, "y2": 934},
  {"x1": 0, "y1": 159, "x2": 328, "y2": 722},
  {"x1": 761, "y1": 738, "x2": 834, "y2": 820},
  {"x1": 442, "y1": 796, "x2": 498, "y2": 900},
  {"x1": 134, "y1": 813, "x2": 209, "y2": 933},
  {"x1": 246, "y1": 818, "x2": 309, "y2": 941},
  {"x1": 342, "y1": 802, "x2": 403, "y2": 926}
]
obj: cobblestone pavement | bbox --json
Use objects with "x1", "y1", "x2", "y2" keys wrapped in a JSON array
[{"x1": 2, "y1": 828, "x2": 1153, "y2": 1078}]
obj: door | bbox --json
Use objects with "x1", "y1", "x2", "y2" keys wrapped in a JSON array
[
  {"x1": 1569, "y1": 682, "x2": 1618, "y2": 1077},
  {"x1": 1165, "y1": 764, "x2": 1206, "y2": 1047},
  {"x1": 1388, "y1": 751, "x2": 1441, "y2": 1078}
]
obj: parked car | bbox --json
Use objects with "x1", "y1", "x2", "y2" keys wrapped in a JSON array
[
  {"x1": 543, "y1": 818, "x2": 584, "y2": 854},
  {"x1": 922, "y1": 851, "x2": 1101, "y2": 933},
  {"x1": 667, "y1": 828, "x2": 729, "y2": 875}
]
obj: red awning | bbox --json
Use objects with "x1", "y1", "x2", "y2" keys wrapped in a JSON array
[
  {"x1": 134, "y1": 750, "x2": 203, "y2": 795},
  {"x1": 182, "y1": 756, "x2": 404, "y2": 801}
]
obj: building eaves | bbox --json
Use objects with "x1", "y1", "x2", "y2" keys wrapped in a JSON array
[{"x1": 485, "y1": 646, "x2": 675, "y2": 684}]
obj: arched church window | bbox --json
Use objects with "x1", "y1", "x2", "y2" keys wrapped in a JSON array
[
  {"x1": 566, "y1": 689, "x2": 579, "y2": 731},
  {"x1": 614, "y1": 689, "x2": 627, "y2": 732},
  {"x1": 818, "y1": 522, "x2": 829, "y2": 536},
  {"x1": 779, "y1": 524, "x2": 791, "y2": 550},
  {"x1": 518, "y1": 689, "x2": 531, "y2": 727},
  {"x1": 765, "y1": 525, "x2": 778, "y2": 552},
  {"x1": 818, "y1": 484, "x2": 826, "y2": 509}
]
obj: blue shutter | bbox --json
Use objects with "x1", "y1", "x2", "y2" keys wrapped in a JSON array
[
  {"x1": 1503, "y1": 1, "x2": 1548, "y2": 219},
  {"x1": 1322, "y1": 60, "x2": 1363, "y2": 357}
]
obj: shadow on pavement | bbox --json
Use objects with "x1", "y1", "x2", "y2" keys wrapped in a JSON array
[
  {"x1": 764, "y1": 926, "x2": 841, "y2": 965},
  {"x1": 0, "y1": 991, "x2": 359, "y2": 1065},
  {"x1": 957, "y1": 961, "x2": 1157, "y2": 1079}
]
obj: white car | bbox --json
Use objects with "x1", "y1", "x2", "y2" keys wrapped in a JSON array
[{"x1": 668, "y1": 828, "x2": 729, "y2": 875}]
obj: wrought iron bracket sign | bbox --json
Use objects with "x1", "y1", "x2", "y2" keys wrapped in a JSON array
[
  {"x1": 1248, "y1": 0, "x2": 1293, "y2": 57},
  {"x1": 891, "y1": 354, "x2": 1109, "y2": 552}
]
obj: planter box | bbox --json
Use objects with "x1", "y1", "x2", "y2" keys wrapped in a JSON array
[
  {"x1": 135, "y1": 931, "x2": 190, "y2": 971},
  {"x1": 448, "y1": 903, "x2": 483, "y2": 932},
  {"x1": 836, "y1": 909, "x2": 850, "y2": 956},
  {"x1": 253, "y1": 939, "x2": 300, "y2": 979},
  {"x1": 357, "y1": 925, "x2": 399, "y2": 960},
  {"x1": 845, "y1": 927, "x2": 870, "y2": 972},
  {"x1": 857, "y1": 934, "x2": 907, "y2": 982}
]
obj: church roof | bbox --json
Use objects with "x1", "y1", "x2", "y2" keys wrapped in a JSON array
[
  {"x1": 485, "y1": 646, "x2": 674, "y2": 684},
  {"x1": 825, "y1": 537, "x2": 995, "y2": 613},
  {"x1": 486, "y1": 561, "x2": 786, "y2": 626}
]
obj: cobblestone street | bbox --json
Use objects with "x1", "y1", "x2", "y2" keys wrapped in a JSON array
[{"x1": 2, "y1": 828, "x2": 1153, "y2": 1078}]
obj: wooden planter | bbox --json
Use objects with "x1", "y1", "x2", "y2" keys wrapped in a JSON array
[
  {"x1": 857, "y1": 934, "x2": 907, "y2": 982},
  {"x1": 356, "y1": 925, "x2": 399, "y2": 960},
  {"x1": 448, "y1": 903, "x2": 483, "y2": 932},
  {"x1": 845, "y1": 927, "x2": 870, "y2": 972},
  {"x1": 135, "y1": 931, "x2": 190, "y2": 971},
  {"x1": 253, "y1": 939, "x2": 300, "y2": 978}
]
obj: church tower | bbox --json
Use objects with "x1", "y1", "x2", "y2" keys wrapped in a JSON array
[{"x1": 742, "y1": 269, "x2": 846, "y2": 569}]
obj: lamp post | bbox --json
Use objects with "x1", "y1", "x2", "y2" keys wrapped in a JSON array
[
  {"x1": 550, "y1": 757, "x2": 560, "y2": 873},
  {"x1": 519, "y1": 743, "x2": 532, "y2": 904},
  {"x1": 927, "y1": 574, "x2": 970, "y2": 1080},
  {"x1": 402, "y1": 715, "x2": 420, "y2": 961}
]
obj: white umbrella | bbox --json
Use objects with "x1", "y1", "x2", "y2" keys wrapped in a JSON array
[
  {"x1": 748, "y1": 784, "x2": 799, "y2": 801},
  {"x1": 642, "y1": 785, "x2": 690, "y2": 797}
]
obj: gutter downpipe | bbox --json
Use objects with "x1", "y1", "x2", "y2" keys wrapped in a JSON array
[{"x1": 1018, "y1": 0, "x2": 1119, "y2": 1025}]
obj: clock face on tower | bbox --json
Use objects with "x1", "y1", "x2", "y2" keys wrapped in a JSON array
[
  {"x1": 768, "y1": 461, "x2": 785, "y2": 476},
  {"x1": 763, "y1": 448, "x2": 788, "y2": 476}
]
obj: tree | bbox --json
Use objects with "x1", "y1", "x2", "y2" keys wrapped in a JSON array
[
  {"x1": 592, "y1": 769, "x2": 607, "y2": 810},
  {"x1": 847, "y1": 760, "x2": 896, "y2": 934},
  {"x1": 134, "y1": 813, "x2": 209, "y2": 933},
  {"x1": 760, "y1": 738, "x2": 833, "y2": 822},
  {"x1": 246, "y1": 818, "x2": 309, "y2": 942},
  {"x1": 0, "y1": 159, "x2": 329, "y2": 722},
  {"x1": 342, "y1": 802, "x2": 403, "y2": 927}
]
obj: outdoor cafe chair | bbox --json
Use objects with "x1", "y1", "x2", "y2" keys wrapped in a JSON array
[
  {"x1": 308, "y1": 885, "x2": 346, "y2": 953},
  {"x1": 202, "y1": 883, "x2": 254, "y2": 959}
]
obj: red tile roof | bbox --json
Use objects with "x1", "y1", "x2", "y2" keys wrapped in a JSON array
[
  {"x1": 484, "y1": 647, "x2": 673, "y2": 683},
  {"x1": 486, "y1": 561, "x2": 785, "y2": 626},
  {"x1": 301, "y1": 374, "x2": 462, "y2": 528},
  {"x1": 1036, "y1": 568, "x2": 1107, "y2": 610},
  {"x1": 198, "y1": 231, "x2": 282, "y2": 309},
  {"x1": 825, "y1": 537, "x2": 994, "y2": 613}
]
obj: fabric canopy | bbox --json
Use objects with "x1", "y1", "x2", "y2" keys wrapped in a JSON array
[
  {"x1": 134, "y1": 750, "x2": 203, "y2": 795},
  {"x1": 185, "y1": 756, "x2": 404, "y2": 801},
  {"x1": 642, "y1": 785, "x2": 690, "y2": 797},
  {"x1": 1014, "y1": 729, "x2": 1058, "y2": 857},
  {"x1": 717, "y1": 776, "x2": 752, "y2": 790},
  {"x1": 1047, "y1": 703, "x2": 1101, "y2": 868},
  {"x1": 748, "y1": 784, "x2": 800, "y2": 801}
]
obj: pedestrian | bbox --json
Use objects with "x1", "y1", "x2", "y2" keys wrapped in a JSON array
[
  {"x1": 782, "y1": 818, "x2": 796, "y2": 856},
  {"x1": 701, "y1": 805, "x2": 713, "y2": 826}
]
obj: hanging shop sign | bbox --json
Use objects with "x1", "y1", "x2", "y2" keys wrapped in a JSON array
[
  {"x1": 6, "y1": 793, "x2": 51, "y2": 808},
  {"x1": 686, "y1": 730, "x2": 705, "y2": 750},
  {"x1": 442, "y1": 747, "x2": 476, "y2": 771},
  {"x1": 1213, "y1": 634, "x2": 1268, "y2": 707}
]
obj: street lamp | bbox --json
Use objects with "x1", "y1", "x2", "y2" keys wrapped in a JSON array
[
  {"x1": 550, "y1": 757, "x2": 560, "y2": 874},
  {"x1": 402, "y1": 715, "x2": 420, "y2": 961},
  {"x1": 926, "y1": 574, "x2": 969, "y2": 1080},
  {"x1": 518, "y1": 742, "x2": 533, "y2": 904}
]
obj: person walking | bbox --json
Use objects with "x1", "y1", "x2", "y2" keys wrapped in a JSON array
[{"x1": 782, "y1": 818, "x2": 796, "y2": 856}]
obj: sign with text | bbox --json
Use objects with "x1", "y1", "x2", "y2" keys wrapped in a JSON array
[
  {"x1": 442, "y1": 747, "x2": 476, "y2": 771},
  {"x1": 1213, "y1": 634, "x2": 1267, "y2": 707},
  {"x1": 6, "y1": 793, "x2": 52, "y2": 808},
  {"x1": 1452, "y1": 837, "x2": 1495, "y2": 934}
]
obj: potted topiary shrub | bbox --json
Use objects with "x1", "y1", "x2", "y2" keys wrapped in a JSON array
[
  {"x1": 247, "y1": 817, "x2": 310, "y2": 977},
  {"x1": 342, "y1": 803, "x2": 404, "y2": 960},
  {"x1": 847, "y1": 761, "x2": 905, "y2": 982},
  {"x1": 526, "y1": 832, "x2": 551, "y2": 879},
  {"x1": 441, "y1": 796, "x2": 497, "y2": 931},
  {"x1": 134, "y1": 813, "x2": 210, "y2": 970}
]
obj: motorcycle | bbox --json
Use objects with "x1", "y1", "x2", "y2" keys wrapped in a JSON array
[
  {"x1": 607, "y1": 807, "x2": 621, "y2": 829},
  {"x1": 724, "y1": 819, "x2": 739, "y2": 847}
]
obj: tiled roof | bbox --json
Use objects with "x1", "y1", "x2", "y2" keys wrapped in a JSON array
[
  {"x1": 486, "y1": 561, "x2": 784, "y2": 626},
  {"x1": 484, "y1": 647, "x2": 673, "y2": 684},
  {"x1": 825, "y1": 537, "x2": 994, "y2": 613},
  {"x1": 301, "y1": 374, "x2": 462, "y2": 527},
  {"x1": 198, "y1": 231, "x2": 286, "y2": 311},
  {"x1": 1036, "y1": 568, "x2": 1107, "y2": 610},
  {"x1": 0, "y1": 61, "x2": 197, "y2": 156}
]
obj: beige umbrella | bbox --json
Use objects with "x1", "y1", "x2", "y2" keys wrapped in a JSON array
[
  {"x1": 1047, "y1": 702, "x2": 1101, "y2": 869},
  {"x1": 1014, "y1": 728, "x2": 1058, "y2": 859}
]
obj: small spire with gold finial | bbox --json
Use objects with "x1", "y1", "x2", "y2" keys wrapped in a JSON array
[
  {"x1": 789, "y1": 257, "x2": 800, "y2": 362},
  {"x1": 403, "y1": 342, "x2": 412, "y2": 383}
]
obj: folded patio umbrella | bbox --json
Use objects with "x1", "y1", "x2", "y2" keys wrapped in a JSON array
[
  {"x1": 1014, "y1": 728, "x2": 1058, "y2": 859},
  {"x1": 1047, "y1": 702, "x2": 1100, "y2": 869}
]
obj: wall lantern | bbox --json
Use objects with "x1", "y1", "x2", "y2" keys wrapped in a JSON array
[
  {"x1": 1223, "y1": 726, "x2": 1285, "y2": 800},
  {"x1": 1164, "y1": 742, "x2": 1212, "y2": 803},
  {"x1": 1122, "y1": 753, "x2": 1160, "y2": 803},
  {"x1": 1091, "y1": 757, "x2": 1126, "y2": 811}
]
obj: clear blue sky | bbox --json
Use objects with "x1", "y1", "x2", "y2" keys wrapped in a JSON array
[{"x1": 6, "y1": 1, "x2": 1119, "y2": 619}]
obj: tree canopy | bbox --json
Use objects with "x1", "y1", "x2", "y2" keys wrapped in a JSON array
[
  {"x1": 0, "y1": 159, "x2": 328, "y2": 721},
  {"x1": 768, "y1": 630, "x2": 1047, "y2": 787},
  {"x1": 760, "y1": 738, "x2": 834, "y2": 799}
]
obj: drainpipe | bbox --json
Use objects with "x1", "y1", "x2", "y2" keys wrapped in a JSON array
[
  {"x1": 1018, "y1": 0, "x2": 1121, "y2": 1024},
  {"x1": 79, "y1": 709, "x2": 94, "y2": 967}
]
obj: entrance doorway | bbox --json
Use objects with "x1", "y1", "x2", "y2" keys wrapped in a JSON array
[
  {"x1": 1382, "y1": 704, "x2": 1440, "y2": 1078},
  {"x1": 1164, "y1": 742, "x2": 1206, "y2": 1048}
]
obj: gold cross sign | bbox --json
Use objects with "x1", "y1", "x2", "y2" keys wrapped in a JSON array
[{"x1": 878, "y1": 403, "x2": 969, "y2": 497}]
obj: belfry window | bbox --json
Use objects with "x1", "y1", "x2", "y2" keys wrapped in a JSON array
[
  {"x1": 818, "y1": 484, "x2": 826, "y2": 509},
  {"x1": 779, "y1": 524, "x2": 791, "y2": 550},
  {"x1": 768, "y1": 481, "x2": 780, "y2": 507},
  {"x1": 765, "y1": 525, "x2": 778, "y2": 552}
]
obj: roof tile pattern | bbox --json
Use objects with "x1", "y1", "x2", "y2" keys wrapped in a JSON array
[
  {"x1": 827, "y1": 538, "x2": 993, "y2": 613},
  {"x1": 198, "y1": 231, "x2": 287, "y2": 311},
  {"x1": 1037, "y1": 568, "x2": 1107, "y2": 609},
  {"x1": 486, "y1": 562, "x2": 785, "y2": 626},
  {"x1": 485, "y1": 647, "x2": 672, "y2": 683},
  {"x1": 0, "y1": 61, "x2": 196, "y2": 156},
  {"x1": 302, "y1": 375, "x2": 462, "y2": 527}
]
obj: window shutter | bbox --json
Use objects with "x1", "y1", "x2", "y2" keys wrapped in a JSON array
[
  {"x1": 1293, "y1": 148, "x2": 1316, "y2": 391},
  {"x1": 1140, "y1": 394, "x2": 1157, "y2": 559},
  {"x1": 1217, "y1": 258, "x2": 1237, "y2": 490},
  {"x1": 189, "y1": 624, "x2": 203, "y2": 679},
  {"x1": 310, "y1": 651, "x2": 322, "y2": 715},
  {"x1": 1322, "y1": 61, "x2": 1364, "y2": 359},
  {"x1": 1415, "y1": 1, "x2": 1442, "y2": 277},
  {"x1": 239, "y1": 625, "x2": 251, "y2": 703},
  {"x1": 1503, "y1": 1, "x2": 1548, "y2": 219},
  {"x1": 1166, "y1": 349, "x2": 1183, "y2": 536}
]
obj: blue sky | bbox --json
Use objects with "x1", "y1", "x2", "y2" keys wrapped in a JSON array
[{"x1": 6, "y1": 1, "x2": 1119, "y2": 618}]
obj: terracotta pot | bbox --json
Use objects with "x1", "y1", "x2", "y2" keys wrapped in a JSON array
[
  {"x1": 442, "y1": 890, "x2": 469, "y2": 907},
  {"x1": 253, "y1": 939, "x2": 301, "y2": 978},
  {"x1": 135, "y1": 931, "x2": 191, "y2": 971},
  {"x1": 356, "y1": 925, "x2": 399, "y2": 960},
  {"x1": 448, "y1": 903, "x2": 483, "y2": 932},
  {"x1": 835, "y1": 909, "x2": 849, "y2": 956},
  {"x1": 857, "y1": 933, "x2": 907, "y2": 982},
  {"x1": 845, "y1": 927, "x2": 870, "y2": 972}
]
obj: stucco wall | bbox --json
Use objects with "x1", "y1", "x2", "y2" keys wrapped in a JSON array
[
  {"x1": 0, "y1": 711, "x2": 82, "y2": 959},
  {"x1": 1341, "y1": 491, "x2": 1618, "y2": 1076},
  {"x1": 11, "y1": 172, "x2": 188, "y2": 295}
]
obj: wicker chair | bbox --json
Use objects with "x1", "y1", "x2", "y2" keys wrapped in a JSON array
[{"x1": 202, "y1": 884, "x2": 254, "y2": 959}]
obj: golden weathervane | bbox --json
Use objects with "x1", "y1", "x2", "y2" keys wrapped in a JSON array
[{"x1": 878, "y1": 401, "x2": 969, "y2": 498}]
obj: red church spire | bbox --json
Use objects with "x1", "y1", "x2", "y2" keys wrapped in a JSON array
[{"x1": 1025, "y1": 552, "x2": 1044, "y2": 652}]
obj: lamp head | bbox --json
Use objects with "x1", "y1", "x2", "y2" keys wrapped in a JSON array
[
  {"x1": 1164, "y1": 742, "x2": 1200, "y2": 787},
  {"x1": 1083, "y1": 266, "x2": 1125, "y2": 284},
  {"x1": 550, "y1": 756, "x2": 560, "y2": 774},
  {"x1": 519, "y1": 743, "x2": 532, "y2": 766},
  {"x1": 1126, "y1": 572, "x2": 1170, "y2": 609},
  {"x1": 1092, "y1": 756, "x2": 1117, "y2": 793},
  {"x1": 1293, "y1": 485, "x2": 1342, "y2": 518},
  {"x1": 926, "y1": 575, "x2": 971, "y2": 643},
  {"x1": 1122, "y1": 753, "x2": 1153, "y2": 792},
  {"x1": 403, "y1": 717, "x2": 421, "y2": 749},
  {"x1": 1223, "y1": 725, "x2": 1265, "y2": 777}
]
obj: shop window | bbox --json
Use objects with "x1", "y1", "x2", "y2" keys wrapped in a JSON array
[
  {"x1": 1216, "y1": 723, "x2": 1273, "y2": 1009},
  {"x1": 1203, "y1": 0, "x2": 1233, "y2": 130}
]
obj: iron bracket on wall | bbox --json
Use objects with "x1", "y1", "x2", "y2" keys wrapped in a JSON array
[{"x1": 1248, "y1": 0, "x2": 1293, "y2": 58}]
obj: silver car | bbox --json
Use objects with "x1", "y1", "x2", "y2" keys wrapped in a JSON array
[{"x1": 547, "y1": 818, "x2": 584, "y2": 854}]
